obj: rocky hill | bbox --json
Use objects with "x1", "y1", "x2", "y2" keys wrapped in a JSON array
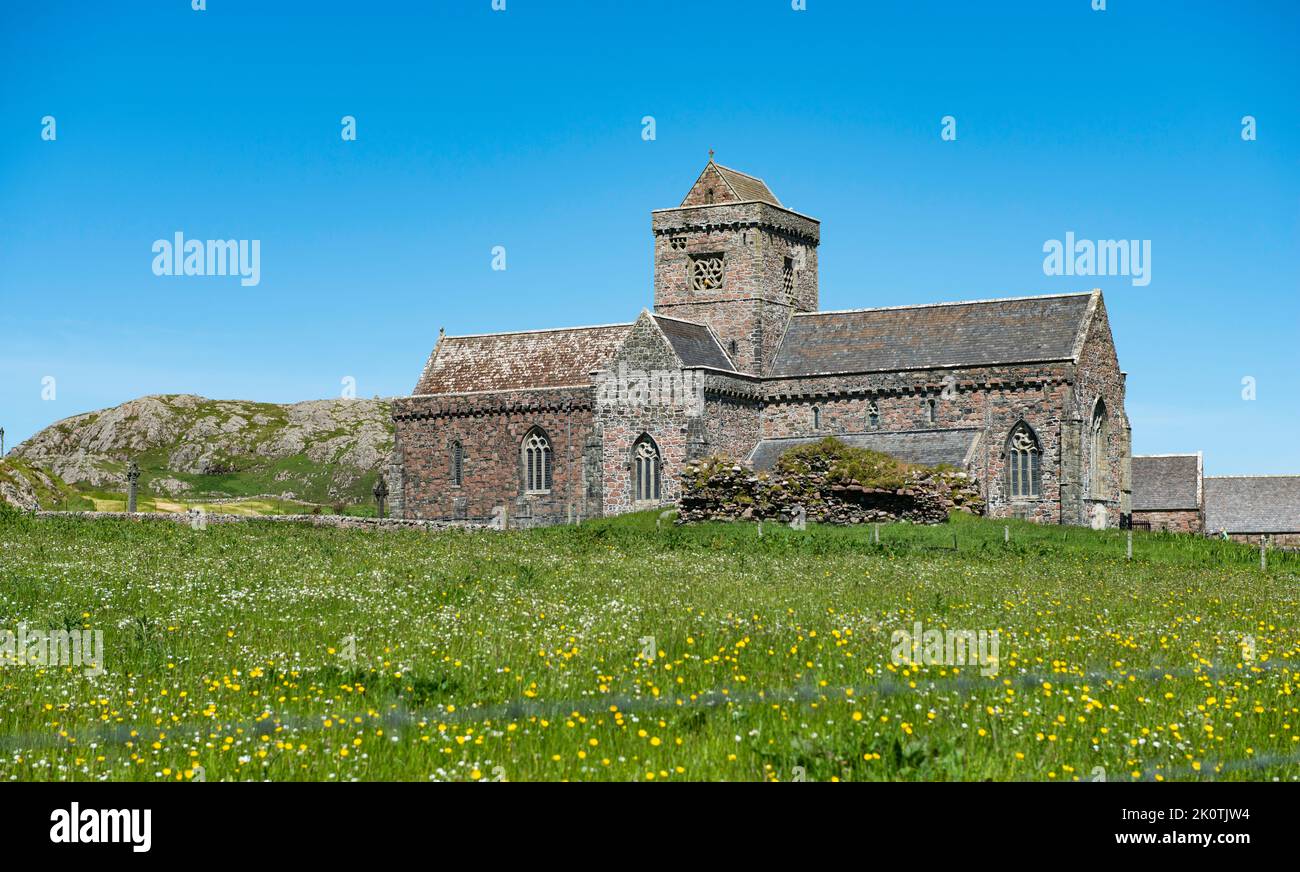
[{"x1": 8, "y1": 394, "x2": 393, "y2": 507}]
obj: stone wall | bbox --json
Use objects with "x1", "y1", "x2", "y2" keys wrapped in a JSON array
[
  {"x1": 392, "y1": 387, "x2": 599, "y2": 525},
  {"x1": 651, "y1": 200, "x2": 819, "y2": 374},
  {"x1": 760, "y1": 362, "x2": 1074, "y2": 524},
  {"x1": 1069, "y1": 294, "x2": 1130, "y2": 528},
  {"x1": 1133, "y1": 509, "x2": 1202, "y2": 534},
  {"x1": 32, "y1": 510, "x2": 482, "y2": 531},
  {"x1": 1226, "y1": 532, "x2": 1300, "y2": 548}
]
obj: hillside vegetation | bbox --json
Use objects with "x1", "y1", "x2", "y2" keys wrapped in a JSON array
[
  {"x1": 7, "y1": 394, "x2": 392, "y2": 512},
  {"x1": 2, "y1": 507, "x2": 1297, "y2": 782}
]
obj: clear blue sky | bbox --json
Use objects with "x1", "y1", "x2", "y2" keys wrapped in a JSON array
[{"x1": 1, "y1": 0, "x2": 1296, "y2": 475}]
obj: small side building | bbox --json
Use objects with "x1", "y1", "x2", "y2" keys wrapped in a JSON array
[
  {"x1": 1130, "y1": 453, "x2": 1203, "y2": 533},
  {"x1": 1204, "y1": 475, "x2": 1300, "y2": 547}
]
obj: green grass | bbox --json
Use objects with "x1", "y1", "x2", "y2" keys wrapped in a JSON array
[{"x1": 1, "y1": 506, "x2": 1297, "y2": 782}]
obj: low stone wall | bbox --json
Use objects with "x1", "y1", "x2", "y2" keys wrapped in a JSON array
[
  {"x1": 677, "y1": 461, "x2": 984, "y2": 526},
  {"x1": 1132, "y1": 508, "x2": 1202, "y2": 534},
  {"x1": 31, "y1": 510, "x2": 484, "y2": 532},
  {"x1": 1224, "y1": 531, "x2": 1300, "y2": 549}
]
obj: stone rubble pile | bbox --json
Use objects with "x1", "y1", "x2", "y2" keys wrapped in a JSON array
[{"x1": 677, "y1": 457, "x2": 984, "y2": 526}]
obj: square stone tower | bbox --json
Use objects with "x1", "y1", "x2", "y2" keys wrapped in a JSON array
[{"x1": 651, "y1": 158, "x2": 820, "y2": 375}]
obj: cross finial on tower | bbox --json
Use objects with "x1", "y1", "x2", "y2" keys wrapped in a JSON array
[{"x1": 708, "y1": 148, "x2": 714, "y2": 163}]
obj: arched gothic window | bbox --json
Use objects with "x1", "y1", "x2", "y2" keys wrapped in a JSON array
[
  {"x1": 522, "y1": 428, "x2": 552, "y2": 494},
  {"x1": 633, "y1": 435, "x2": 661, "y2": 504},
  {"x1": 867, "y1": 400, "x2": 880, "y2": 429},
  {"x1": 1090, "y1": 399, "x2": 1109, "y2": 498},
  {"x1": 449, "y1": 440, "x2": 463, "y2": 487},
  {"x1": 1006, "y1": 422, "x2": 1041, "y2": 500}
]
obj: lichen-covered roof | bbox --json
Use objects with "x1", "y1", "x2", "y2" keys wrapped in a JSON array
[
  {"x1": 413, "y1": 324, "x2": 632, "y2": 395},
  {"x1": 1131, "y1": 454, "x2": 1202, "y2": 511},
  {"x1": 652, "y1": 315, "x2": 735, "y2": 371},
  {"x1": 1204, "y1": 476, "x2": 1300, "y2": 534},
  {"x1": 768, "y1": 292, "x2": 1095, "y2": 377},
  {"x1": 747, "y1": 429, "x2": 982, "y2": 471},
  {"x1": 712, "y1": 163, "x2": 781, "y2": 206}
]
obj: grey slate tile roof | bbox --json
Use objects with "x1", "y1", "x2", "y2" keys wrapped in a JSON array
[
  {"x1": 748, "y1": 429, "x2": 982, "y2": 471},
  {"x1": 1131, "y1": 454, "x2": 1202, "y2": 511},
  {"x1": 652, "y1": 315, "x2": 735, "y2": 371},
  {"x1": 1204, "y1": 476, "x2": 1300, "y2": 534},
  {"x1": 768, "y1": 292, "x2": 1094, "y2": 377},
  {"x1": 712, "y1": 163, "x2": 782, "y2": 206},
  {"x1": 413, "y1": 323, "x2": 632, "y2": 394}
]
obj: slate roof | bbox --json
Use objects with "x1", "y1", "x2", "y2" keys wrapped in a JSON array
[
  {"x1": 1204, "y1": 476, "x2": 1300, "y2": 534},
  {"x1": 711, "y1": 163, "x2": 782, "y2": 206},
  {"x1": 1131, "y1": 454, "x2": 1202, "y2": 511},
  {"x1": 652, "y1": 315, "x2": 735, "y2": 371},
  {"x1": 768, "y1": 292, "x2": 1095, "y2": 377},
  {"x1": 748, "y1": 429, "x2": 982, "y2": 471},
  {"x1": 413, "y1": 323, "x2": 632, "y2": 394}
]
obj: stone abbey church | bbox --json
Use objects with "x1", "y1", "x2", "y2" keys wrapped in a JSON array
[{"x1": 388, "y1": 159, "x2": 1133, "y2": 528}]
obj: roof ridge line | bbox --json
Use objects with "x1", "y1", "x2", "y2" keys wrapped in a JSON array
[
  {"x1": 444, "y1": 322, "x2": 633, "y2": 340},
  {"x1": 1206, "y1": 474, "x2": 1300, "y2": 480},
  {"x1": 711, "y1": 162, "x2": 767, "y2": 184},
  {"x1": 756, "y1": 427, "x2": 983, "y2": 442},
  {"x1": 650, "y1": 312, "x2": 710, "y2": 327},
  {"x1": 408, "y1": 384, "x2": 594, "y2": 398},
  {"x1": 794, "y1": 291, "x2": 1095, "y2": 317}
]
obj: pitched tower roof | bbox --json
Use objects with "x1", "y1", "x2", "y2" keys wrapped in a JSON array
[{"x1": 680, "y1": 158, "x2": 782, "y2": 207}]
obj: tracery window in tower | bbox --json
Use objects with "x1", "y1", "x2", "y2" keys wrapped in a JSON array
[
  {"x1": 633, "y1": 435, "x2": 661, "y2": 504},
  {"x1": 867, "y1": 400, "x2": 880, "y2": 428},
  {"x1": 522, "y1": 427, "x2": 552, "y2": 494},
  {"x1": 689, "y1": 254, "x2": 724, "y2": 291},
  {"x1": 1007, "y1": 422, "x2": 1041, "y2": 500},
  {"x1": 1090, "y1": 399, "x2": 1109, "y2": 498},
  {"x1": 449, "y1": 440, "x2": 463, "y2": 487}
]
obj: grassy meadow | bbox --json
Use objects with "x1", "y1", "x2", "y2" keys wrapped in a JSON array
[{"x1": 2, "y1": 506, "x2": 1298, "y2": 782}]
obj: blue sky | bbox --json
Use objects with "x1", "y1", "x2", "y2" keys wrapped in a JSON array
[{"x1": 1, "y1": 0, "x2": 1296, "y2": 474}]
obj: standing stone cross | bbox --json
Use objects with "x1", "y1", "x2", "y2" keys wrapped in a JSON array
[
  {"x1": 373, "y1": 475, "x2": 389, "y2": 519},
  {"x1": 126, "y1": 459, "x2": 141, "y2": 513}
]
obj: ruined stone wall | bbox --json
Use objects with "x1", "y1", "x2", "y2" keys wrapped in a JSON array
[{"x1": 392, "y1": 387, "x2": 598, "y2": 526}]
